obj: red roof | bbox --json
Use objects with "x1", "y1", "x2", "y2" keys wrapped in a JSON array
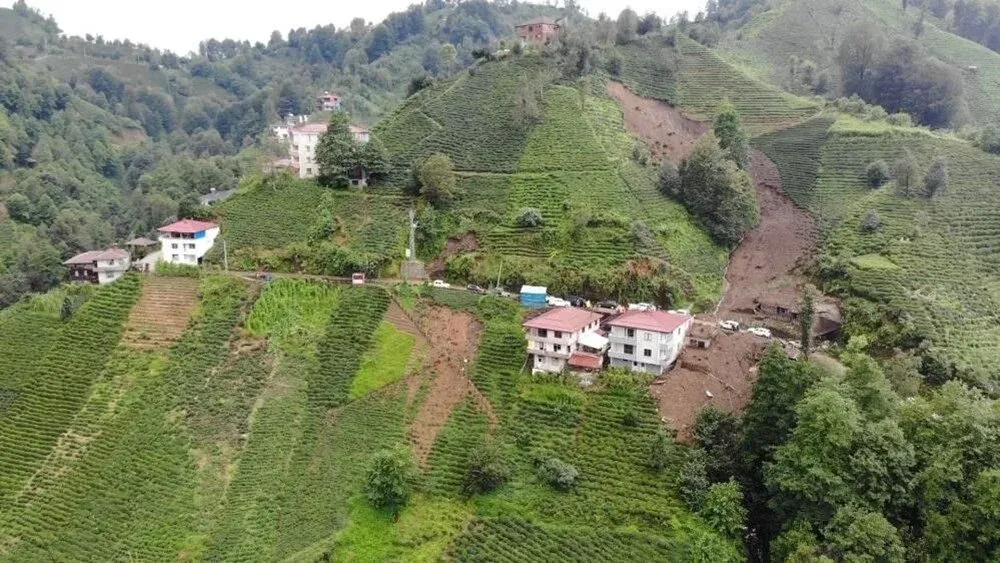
[
  {"x1": 64, "y1": 248, "x2": 129, "y2": 265},
  {"x1": 292, "y1": 123, "x2": 328, "y2": 134},
  {"x1": 568, "y1": 352, "x2": 602, "y2": 370},
  {"x1": 608, "y1": 310, "x2": 692, "y2": 333},
  {"x1": 158, "y1": 219, "x2": 219, "y2": 234},
  {"x1": 523, "y1": 308, "x2": 603, "y2": 333}
]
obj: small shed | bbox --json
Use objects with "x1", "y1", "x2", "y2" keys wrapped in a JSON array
[
  {"x1": 687, "y1": 321, "x2": 719, "y2": 349},
  {"x1": 125, "y1": 237, "x2": 158, "y2": 260},
  {"x1": 520, "y1": 285, "x2": 547, "y2": 309}
]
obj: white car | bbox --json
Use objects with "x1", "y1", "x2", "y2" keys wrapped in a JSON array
[
  {"x1": 747, "y1": 327, "x2": 772, "y2": 339},
  {"x1": 628, "y1": 302, "x2": 657, "y2": 312},
  {"x1": 718, "y1": 320, "x2": 740, "y2": 331},
  {"x1": 547, "y1": 297, "x2": 571, "y2": 308},
  {"x1": 431, "y1": 279, "x2": 450, "y2": 288}
]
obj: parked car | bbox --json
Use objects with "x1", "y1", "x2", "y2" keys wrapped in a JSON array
[
  {"x1": 628, "y1": 302, "x2": 656, "y2": 312},
  {"x1": 547, "y1": 296, "x2": 571, "y2": 308},
  {"x1": 747, "y1": 327, "x2": 772, "y2": 339},
  {"x1": 491, "y1": 288, "x2": 513, "y2": 298},
  {"x1": 719, "y1": 320, "x2": 740, "y2": 331},
  {"x1": 467, "y1": 284, "x2": 485, "y2": 294},
  {"x1": 565, "y1": 295, "x2": 587, "y2": 307},
  {"x1": 596, "y1": 300, "x2": 619, "y2": 310},
  {"x1": 432, "y1": 279, "x2": 450, "y2": 288}
]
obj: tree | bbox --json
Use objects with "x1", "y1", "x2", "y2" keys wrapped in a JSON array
[
  {"x1": 837, "y1": 23, "x2": 883, "y2": 98},
  {"x1": 516, "y1": 207, "x2": 543, "y2": 228},
  {"x1": 616, "y1": 9, "x2": 639, "y2": 44},
  {"x1": 513, "y1": 80, "x2": 542, "y2": 126},
  {"x1": 439, "y1": 43, "x2": 458, "y2": 74},
  {"x1": 637, "y1": 12, "x2": 662, "y2": 35},
  {"x1": 923, "y1": 156, "x2": 948, "y2": 198},
  {"x1": 658, "y1": 161, "x2": 681, "y2": 198},
  {"x1": 463, "y1": 442, "x2": 511, "y2": 496},
  {"x1": 416, "y1": 153, "x2": 456, "y2": 205},
  {"x1": 866, "y1": 160, "x2": 890, "y2": 188},
  {"x1": 647, "y1": 429, "x2": 679, "y2": 472},
  {"x1": 364, "y1": 447, "x2": 417, "y2": 515},
  {"x1": 823, "y1": 506, "x2": 905, "y2": 562},
  {"x1": 893, "y1": 149, "x2": 918, "y2": 197},
  {"x1": 699, "y1": 480, "x2": 748, "y2": 540},
  {"x1": 315, "y1": 111, "x2": 385, "y2": 188},
  {"x1": 678, "y1": 133, "x2": 760, "y2": 246},
  {"x1": 536, "y1": 457, "x2": 579, "y2": 491},
  {"x1": 799, "y1": 285, "x2": 817, "y2": 357},
  {"x1": 693, "y1": 406, "x2": 742, "y2": 483},
  {"x1": 680, "y1": 448, "x2": 711, "y2": 509},
  {"x1": 5, "y1": 194, "x2": 31, "y2": 223},
  {"x1": 713, "y1": 100, "x2": 750, "y2": 169}
]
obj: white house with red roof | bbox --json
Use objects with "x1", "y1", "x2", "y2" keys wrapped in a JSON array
[
  {"x1": 157, "y1": 219, "x2": 220, "y2": 266},
  {"x1": 64, "y1": 248, "x2": 131, "y2": 285},
  {"x1": 523, "y1": 308, "x2": 608, "y2": 374},
  {"x1": 606, "y1": 310, "x2": 694, "y2": 375}
]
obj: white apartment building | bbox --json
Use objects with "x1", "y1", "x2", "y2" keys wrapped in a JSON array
[
  {"x1": 523, "y1": 308, "x2": 607, "y2": 374},
  {"x1": 607, "y1": 310, "x2": 694, "y2": 375},
  {"x1": 157, "y1": 219, "x2": 220, "y2": 266},
  {"x1": 290, "y1": 123, "x2": 328, "y2": 179},
  {"x1": 64, "y1": 248, "x2": 131, "y2": 285}
]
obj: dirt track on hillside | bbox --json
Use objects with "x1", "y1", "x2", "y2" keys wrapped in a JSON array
[
  {"x1": 606, "y1": 81, "x2": 707, "y2": 164},
  {"x1": 719, "y1": 150, "x2": 818, "y2": 316}
]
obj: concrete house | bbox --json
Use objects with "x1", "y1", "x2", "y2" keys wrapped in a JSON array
[
  {"x1": 515, "y1": 17, "x2": 562, "y2": 44},
  {"x1": 318, "y1": 91, "x2": 342, "y2": 111},
  {"x1": 523, "y1": 308, "x2": 605, "y2": 374},
  {"x1": 64, "y1": 248, "x2": 131, "y2": 285},
  {"x1": 290, "y1": 122, "x2": 328, "y2": 179},
  {"x1": 607, "y1": 310, "x2": 694, "y2": 375},
  {"x1": 158, "y1": 219, "x2": 220, "y2": 266}
]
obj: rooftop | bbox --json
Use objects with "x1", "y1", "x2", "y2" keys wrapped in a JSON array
[
  {"x1": 516, "y1": 17, "x2": 561, "y2": 27},
  {"x1": 608, "y1": 310, "x2": 692, "y2": 333},
  {"x1": 523, "y1": 308, "x2": 603, "y2": 333},
  {"x1": 349, "y1": 125, "x2": 369, "y2": 134},
  {"x1": 158, "y1": 219, "x2": 219, "y2": 234},
  {"x1": 520, "y1": 285, "x2": 547, "y2": 294},
  {"x1": 292, "y1": 123, "x2": 328, "y2": 134},
  {"x1": 125, "y1": 237, "x2": 156, "y2": 247},
  {"x1": 568, "y1": 352, "x2": 602, "y2": 371},
  {"x1": 64, "y1": 248, "x2": 129, "y2": 265}
]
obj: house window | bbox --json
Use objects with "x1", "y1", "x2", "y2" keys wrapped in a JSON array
[
  {"x1": 554, "y1": 344, "x2": 562, "y2": 352},
  {"x1": 554, "y1": 331, "x2": 563, "y2": 339},
  {"x1": 624, "y1": 344, "x2": 634, "y2": 355},
  {"x1": 172, "y1": 243, "x2": 178, "y2": 249},
  {"x1": 644, "y1": 332, "x2": 652, "y2": 341},
  {"x1": 644, "y1": 349, "x2": 652, "y2": 358},
  {"x1": 171, "y1": 254, "x2": 179, "y2": 260},
  {"x1": 626, "y1": 328, "x2": 635, "y2": 338},
  {"x1": 537, "y1": 329, "x2": 548, "y2": 338}
]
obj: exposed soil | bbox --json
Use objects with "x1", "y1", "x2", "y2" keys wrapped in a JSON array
[
  {"x1": 123, "y1": 277, "x2": 200, "y2": 349},
  {"x1": 427, "y1": 233, "x2": 479, "y2": 279},
  {"x1": 383, "y1": 301, "x2": 431, "y2": 407},
  {"x1": 408, "y1": 305, "x2": 485, "y2": 467},
  {"x1": 606, "y1": 81, "x2": 708, "y2": 164},
  {"x1": 719, "y1": 150, "x2": 818, "y2": 317},
  {"x1": 651, "y1": 332, "x2": 767, "y2": 442}
]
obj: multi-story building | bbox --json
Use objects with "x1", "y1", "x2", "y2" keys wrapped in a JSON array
[
  {"x1": 288, "y1": 122, "x2": 370, "y2": 179},
  {"x1": 515, "y1": 17, "x2": 562, "y2": 45},
  {"x1": 523, "y1": 308, "x2": 606, "y2": 374},
  {"x1": 607, "y1": 310, "x2": 694, "y2": 375},
  {"x1": 318, "y1": 91, "x2": 342, "y2": 111},
  {"x1": 158, "y1": 219, "x2": 220, "y2": 266},
  {"x1": 64, "y1": 248, "x2": 131, "y2": 284}
]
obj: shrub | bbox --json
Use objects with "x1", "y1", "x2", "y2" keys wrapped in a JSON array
[
  {"x1": 698, "y1": 480, "x2": 748, "y2": 540},
  {"x1": 647, "y1": 430, "x2": 678, "y2": 472},
  {"x1": 866, "y1": 160, "x2": 890, "y2": 188},
  {"x1": 679, "y1": 448, "x2": 710, "y2": 509},
  {"x1": 861, "y1": 210, "x2": 884, "y2": 233},
  {"x1": 364, "y1": 446, "x2": 418, "y2": 514},
  {"x1": 658, "y1": 161, "x2": 681, "y2": 198},
  {"x1": 535, "y1": 456, "x2": 579, "y2": 491},
  {"x1": 621, "y1": 410, "x2": 640, "y2": 427},
  {"x1": 516, "y1": 207, "x2": 544, "y2": 228},
  {"x1": 463, "y1": 442, "x2": 511, "y2": 496},
  {"x1": 886, "y1": 112, "x2": 914, "y2": 127},
  {"x1": 923, "y1": 156, "x2": 948, "y2": 198}
]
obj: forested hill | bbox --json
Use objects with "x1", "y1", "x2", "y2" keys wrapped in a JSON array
[{"x1": 0, "y1": 0, "x2": 560, "y2": 308}]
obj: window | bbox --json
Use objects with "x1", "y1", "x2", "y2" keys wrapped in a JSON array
[
  {"x1": 644, "y1": 332, "x2": 652, "y2": 342},
  {"x1": 554, "y1": 331, "x2": 563, "y2": 339},
  {"x1": 171, "y1": 254, "x2": 179, "y2": 260},
  {"x1": 624, "y1": 344, "x2": 634, "y2": 355},
  {"x1": 537, "y1": 329, "x2": 548, "y2": 338},
  {"x1": 644, "y1": 349, "x2": 652, "y2": 358},
  {"x1": 626, "y1": 328, "x2": 635, "y2": 338},
  {"x1": 171, "y1": 243, "x2": 178, "y2": 249},
  {"x1": 554, "y1": 344, "x2": 563, "y2": 352}
]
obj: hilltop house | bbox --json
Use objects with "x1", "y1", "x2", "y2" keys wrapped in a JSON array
[
  {"x1": 157, "y1": 219, "x2": 219, "y2": 266},
  {"x1": 515, "y1": 17, "x2": 562, "y2": 44},
  {"x1": 287, "y1": 122, "x2": 371, "y2": 180},
  {"x1": 607, "y1": 310, "x2": 694, "y2": 375},
  {"x1": 65, "y1": 248, "x2": 131, "y2": 285},
  {"x1": 523, "y1": 308, "x2": 607, "y2": 374},
  {"x1": 318, "y1": 91, "x2": 343, "y2": 111}
]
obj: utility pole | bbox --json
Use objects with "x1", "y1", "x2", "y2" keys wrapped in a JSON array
[
  {"x1": 495, "y1": 259, "x2": 503, "y2": 292},
  {"x1": 408, "y1": 206, "x2": 417, "y2": 261},
  {"x1": 223, "y1": 239, "x2": 229, "y2": 272}
]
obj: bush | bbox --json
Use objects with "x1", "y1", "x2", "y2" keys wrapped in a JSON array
[
  {"x1": 516, "y1": 207, "x2": 544, "y2": 228},
  {"x1": 886, "y1": 112, "x2": 914, "y2": 127},
  {"x1": 621, "y1": 410, "x2": 640, "y2": 427},
  {"x1": 861, "y1": 210, "x2": 884, "y2": 233},
  {"x1": 866, "y1": 160, "x2": 890, "y2": 188},
  {"x1": 647, "y1": 430, "x2": 678, "y2": 472},
  {"x1": 364, "y1": 446, "x2": 418, "y2": 514},
  {"x1": 658, "y1": 161, "x2": 681, "y2": 198},
  {"x1": 463, "y1": 442, "x2": 511, "y2": 496},
  {"x1": 535, "y1": 456, "x2": 579, "y2": 491},
  {"x1": 679, "y1": 448, "x2": 710, "y2": 509}
]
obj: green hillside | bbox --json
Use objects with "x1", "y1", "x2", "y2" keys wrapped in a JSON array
[
  {"x1": 717, "y1": 0, "x2": 1000, "y2": 125},
  {"x1": 0, "y1": 275, "x2": 735, "y2": 560},
  {"x1": 374, "y1": 54, "x2": 729, "y2": 307},
  {"x1": 755, "y1": 115, "x2": 1000, "y2": 389}
]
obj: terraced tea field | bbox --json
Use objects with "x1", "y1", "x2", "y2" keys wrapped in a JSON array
[
  {"x1": 122, "y1": 276, "x2": 200, "y2": 349},
  {"x1": 755, "y1": 116, "x2": 1000, "y2": 388}
]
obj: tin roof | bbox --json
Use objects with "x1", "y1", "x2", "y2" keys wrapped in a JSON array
[
  {"x1": 607, "y1": 310, "x2": 692, "y2": 333},
  {"x1": 523, "y1": 308, "x2": 603, "y2": 333},
  {"x1": 568, "y1": 352, "x2": 602, "y2": 370},
  {"x1": 64, "y1": 248, "x2": 129, "y2": 265},
  {"x1": 158, "y1": 219, "x2": 219, "y2": 234}
]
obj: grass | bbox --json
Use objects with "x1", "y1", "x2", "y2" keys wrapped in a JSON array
[
  {"x1": 350, "y1": 321, "x2": 416, "y2": 399},
  {"x1": 851, "y1": 254, "x2": 900, "y2": 270}
]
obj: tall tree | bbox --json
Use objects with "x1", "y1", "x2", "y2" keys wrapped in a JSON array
[
  {"x1": 923, "y1": 156, "x2": 948, "y2": 198},
  {"x1": 837, "y1": 23, "x2": 884, "y2": 98},
  {"x1": 894, "y1": 148, "x2": 919, "y2": 197},
  {"x1": 798, "y1": 284, "x2": 816, "y2": 357},
  {"x1": 616, "y1": 9, "x2": 639, "y2": 44},
  {"x1": 416, "y1": 152, "x2": 456, "y2": 206},
  {"x1": 713, "y1": 100, "x2": 750, "y2": 169}
]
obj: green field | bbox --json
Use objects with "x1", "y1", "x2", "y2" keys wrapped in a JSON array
[{"x1": 755, "y1": 116, "x2": 1000, "y2": 389}]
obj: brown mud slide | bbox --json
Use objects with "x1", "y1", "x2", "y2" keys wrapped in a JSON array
[
  {"x1": 408, "y1": 305, "x2": 496, "y2": 467},
  {"x1": 606, "y1": 81, "x2": 707, "y2": 164}
]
